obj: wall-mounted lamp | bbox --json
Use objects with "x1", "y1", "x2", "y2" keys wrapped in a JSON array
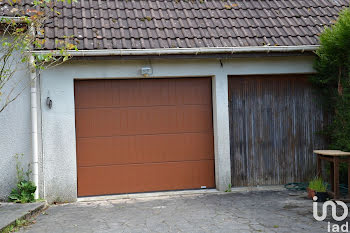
[
  {"x1": 141, "y1": 67, "x2": 153, "y2": 77},
  {"x1": 46, "y1": 97, "x2": 52, "y2": 109}
]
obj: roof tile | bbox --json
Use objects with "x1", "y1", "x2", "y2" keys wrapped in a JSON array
[{"x1": 0, "y1": 0, "x2": 347, "y2": 50}]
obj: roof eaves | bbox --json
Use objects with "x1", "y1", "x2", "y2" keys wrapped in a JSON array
[{"x1": 32, "y1": 45, "x2": 320, "y2": 57}]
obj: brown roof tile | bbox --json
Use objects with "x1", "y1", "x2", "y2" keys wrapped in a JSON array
[{"x1": 0, "y1": 0, "x2": 348, "y2": 50}]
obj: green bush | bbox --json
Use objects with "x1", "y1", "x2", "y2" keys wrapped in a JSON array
[
  {"x1": 308, "y1": 177, "x2": 327, "y2": 192},
  {"x1": 8, "y1": 181, "x2": 36, "y2": 203},
  {"x1": 8, "y1": 154, "x2": 36, "y2": 203},
  {"x1": 310, "y1": 8, "x2": 350, "y2": 151}
]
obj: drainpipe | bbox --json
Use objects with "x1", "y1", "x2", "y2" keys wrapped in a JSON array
[{"x1": 29, "y1": 25, "x2": 39, "y2": 200}]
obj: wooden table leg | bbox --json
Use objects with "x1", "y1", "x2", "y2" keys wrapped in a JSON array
[
  {"x1": 348, "y1": 158, "x2": 350, "y2": 199},
  {"x1": 330, "y1": 161, "x2": 334, "y2": 192},
  {"x1": 317, "y1": 156, "x2": 322, "y2": 177},
  {"x1": 334, "y1": 157, "x2": 340, "y2": 199}
]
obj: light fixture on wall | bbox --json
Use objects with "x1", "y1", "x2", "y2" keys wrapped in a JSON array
[
  {"x1": 46, "y1": 97, "x2": 52, "y2": 109},
  {"x1": 141, "y1": 66, "x2": 152, "y2": 77}
]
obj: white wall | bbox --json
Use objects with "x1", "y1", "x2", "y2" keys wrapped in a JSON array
[
  {"x1": 40, "y1": 55, "x2": 315, "y2": 202},
  {"x1": 0, "y1": 68, "x2": 32, "y2": 201}
]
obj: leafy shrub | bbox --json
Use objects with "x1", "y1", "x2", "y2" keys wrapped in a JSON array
[
  {"x1": 9, "y1": 181, "x2": 36, "y2": 203},
  {"x1": 308, "y1": 177, "x2": 327, "y2": 192},
  {"x1": 310, "y1": 8, "x2": 350, "y2": 151},
  {"x1": 8, "y1": 154, "x2": 36, "y2": 203}
]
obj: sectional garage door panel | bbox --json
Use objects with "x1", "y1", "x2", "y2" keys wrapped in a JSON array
[
  {"x1": 78, "y1": 160, "x2": 214, "y2": 197},
  {"x1": 77, "y1": 133, "x2": 214, "y2": 167},
  {"x1": 75, "y1": 79, "x2": 212, "y2": 109},
  {"x1": 75, "y1": 105, "x2": 213, "y2": 138},
  {"x1": 75, "y1": 78, "x2": 215, "y2": 197}
]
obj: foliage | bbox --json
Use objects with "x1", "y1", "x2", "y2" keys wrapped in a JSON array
[
  {"x1": 308, "y1": 177, "x2": 327, "y2": 192},
  {"x1": 310, "y1": 8, "x2": 350, "y2": 151},
  {"x1": 8, "y1": 180, "x2": 36, "y2": 203},
  {"x1": 1, "y1": 219, "x2": 31, "y2": 233},
  {"x1": 8, "y1": 154, "x2": 36, "y2": 203},
  {"x1": 225, "y1": 183, "x2": 232, "y2": 192},
  {"x1": 0, "y1": 0, "x2": 78, "y2": 113}
]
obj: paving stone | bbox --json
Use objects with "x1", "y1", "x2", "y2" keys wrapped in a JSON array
[
  {"x1": 19, "y1": 191, "x2": 332, "y2": 233},
  {"x1": 0, "y1": 202, "x2": 46, "y2": 231}
]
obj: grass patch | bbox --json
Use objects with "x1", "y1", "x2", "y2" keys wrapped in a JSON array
[{"x1": 1, "y1": 219, "x2": 34, "y2": 233}]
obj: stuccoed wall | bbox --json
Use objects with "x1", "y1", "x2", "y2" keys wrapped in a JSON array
[
  {"x1": 0, "y1": 67, "x2": 32, "y2": 201},
  {"x1": 40, "y1": 55, "x2": 315, "y2": 203}
]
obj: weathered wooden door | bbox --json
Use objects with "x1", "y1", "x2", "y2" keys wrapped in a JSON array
[{"x1": 229, "y1": 75, "x2": 324, "y2": 186}]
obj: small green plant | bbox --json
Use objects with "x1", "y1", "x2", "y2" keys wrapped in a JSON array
[
  {"x1": 308, "y1": 177, "x2": 327, "y2": 192},
  {"x1": 8, "y1": 154, "x2": 36, "y2": 203},
  {"x1": 225, "y1": 183, "x2": 232, "y2": 192},
  {"x1": 1, "y1": 219, "x2": 30, "y2": 233}
]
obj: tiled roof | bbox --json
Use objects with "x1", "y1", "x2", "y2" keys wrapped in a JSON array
[{"x1": 0, "y1": 0, "x2": 348, "y2": 50}]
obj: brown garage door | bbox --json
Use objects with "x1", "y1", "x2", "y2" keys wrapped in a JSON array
[{"x1": 75, "y1": 77, "x2": 215, "y2": 197}]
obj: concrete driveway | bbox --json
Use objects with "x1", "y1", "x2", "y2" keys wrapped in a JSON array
[{"x1": 20, "y1": 190, "x2": 327, "y2": 233}]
